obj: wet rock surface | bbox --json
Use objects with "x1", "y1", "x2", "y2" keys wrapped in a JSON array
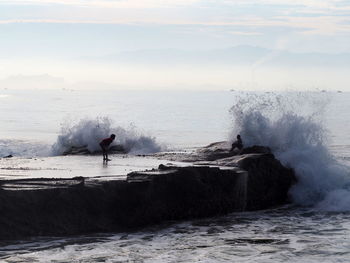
[
  {"x1": 0, "y1": 142, "x2": 296, "y2": 240},
  {"x1": 62, "y1": 144, "x2": 127, "y2": 155}
]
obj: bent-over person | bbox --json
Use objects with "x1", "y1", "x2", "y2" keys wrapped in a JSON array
[{"x1": 99, "y1": 134, "x2": 116, "y2": 161}]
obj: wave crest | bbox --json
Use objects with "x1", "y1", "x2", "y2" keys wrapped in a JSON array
[
  {"x1": 229, "y1": 92, "x2": 350, "y2": 211},
  {"x1": 51, "y1": 117, "x2": 162, "y2": 155}
]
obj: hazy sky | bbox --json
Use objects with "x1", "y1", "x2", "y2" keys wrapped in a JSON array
[{"x1": 0, "y1": 0, "x2": 349, "y2": 90}]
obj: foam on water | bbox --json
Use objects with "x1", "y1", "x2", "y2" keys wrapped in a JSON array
[
  {"x1": 2, "y1": 207, "x2": 350, "y2": 262},
  {"x1": 51, "y1": 117, "x2": 162, "y2": 155},
  {"x1": 229, "y1": 92, "x2": 350, "y2": 211}
]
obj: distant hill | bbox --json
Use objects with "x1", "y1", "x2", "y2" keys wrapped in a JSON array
[{"x1": 0, "y1": 74, "x2": 65, "y2": 89}]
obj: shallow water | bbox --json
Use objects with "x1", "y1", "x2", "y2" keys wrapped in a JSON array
[
  {"x1": 0, "y1": 155, "x2": 188, "y2": 180},
  {"x1": 1, "y1": 207, "x2": 350, "y2": 262}
]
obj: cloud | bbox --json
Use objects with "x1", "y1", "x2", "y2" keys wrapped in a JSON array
[
  {"x1": 228, "y1": 31, "x2": 263, "y2": 36},
  {"x1": 1, "y1": 15, "x2": 349, "y2": 36},
  {"x1": 279, "y1": 16, "x2": 350, "y2": 35},
  {"x1": 0, "y1": 0, "x2": 350, "y2": 37},
  {"x1": 0, "y1": 0, "x2": 200, "y2": 8},
  {"x1": 2, "y1": 0, "x2": 350, "y2": 12}
]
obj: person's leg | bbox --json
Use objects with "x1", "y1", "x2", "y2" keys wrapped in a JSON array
[
  {"x1": 105, "y1": 148, "x2": 111, "y2": 161},
  {"x1": 100, "y1": 144, "x2": 106, "y2": 160}
]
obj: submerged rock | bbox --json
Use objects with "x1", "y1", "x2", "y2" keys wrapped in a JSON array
[
  {"x1": 0, "y1": 142, "x2": 296, "y2": 240},
  {"x1": 62, "y1": 145, "x2": 91, "y2": 155},
  {"x1": 62, "y1": 144, "x2": 127, "y2": 155}
]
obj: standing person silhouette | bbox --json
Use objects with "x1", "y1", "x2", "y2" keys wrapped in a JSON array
[
  {"x1": 99, "y1": 134, "x2": 116, "y2": 161},
  {"x1": 230, "y1": 134, "x2": 243, "y2": 152}
]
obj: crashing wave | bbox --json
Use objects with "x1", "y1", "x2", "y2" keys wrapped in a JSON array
[
  {"x1": 229, "y1": 91, "x2": 350, "y2": 211},
  {"x1": 51, "y1": 117, "x2": 162, "y2": 155}
]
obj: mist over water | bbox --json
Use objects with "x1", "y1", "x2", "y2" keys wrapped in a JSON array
[{"x1": 229, "y1": 92, "x2": 350, "y2": 211}]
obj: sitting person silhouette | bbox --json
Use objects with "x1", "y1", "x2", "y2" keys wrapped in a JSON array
[
  {"x1": 230, "y1": 134, "x2": 243, "y2": 152},
  {"x1": 99, "y1": 134, "x2": 116, "y2": 161}
]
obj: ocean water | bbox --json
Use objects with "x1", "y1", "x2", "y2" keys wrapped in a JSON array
[
  {"x1": 0, "y1": 89, "x2": 350, "y2": 262},
  {"x1": 0, "y1": 89, "x2": 234, "y2": 154}
]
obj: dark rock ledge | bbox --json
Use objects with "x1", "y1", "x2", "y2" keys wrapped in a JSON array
[{"x1": 0, "y1": 143, "x2": 295, "y2": 240}]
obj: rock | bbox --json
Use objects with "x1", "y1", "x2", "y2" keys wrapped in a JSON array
[
  {"x1": 0, "y1": 166, "x2": 244, "y2": 239},
  {"x1": 63, "y1": 146, "x2": 91, "y2": 155},
  {"x1": 240, "y1": 145, "x2": 272, "y2": 155},
  {"x1": 229, "y1": 153, "x2": 295, "y2": 210},
  {"x1": 109, "y1": 145, "x2": 127, "y2": 153},
  {"x1": 182, "y1": 141, "x2": 234, "y2": 161},
  {"x1": 156, "y1": 142, "x2": 272, "y2": 163},
  {"x1": 199, "y1": 143, "x2": 272, "y2": 159},
  {"x1": 62, "y1": 144, "x2": 127, "y2": 155},
  {"x1": 0, "y1": 142, "x2": 296, "y2": 240},
  {"x1": 2, "y1": 155, "x2": 13, "y2": 158}
]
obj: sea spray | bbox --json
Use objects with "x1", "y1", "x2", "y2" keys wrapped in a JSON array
[
  {"x1": 51, "y1": 117, "x2": 162, "y2": 155},
  {"x1": 229, "y1": 92, "x2": 350, "y2": 211}
]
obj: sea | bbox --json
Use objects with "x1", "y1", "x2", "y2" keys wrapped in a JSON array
[{"x1": 0, "y1": 89, "x2": 349, "y2": 262}]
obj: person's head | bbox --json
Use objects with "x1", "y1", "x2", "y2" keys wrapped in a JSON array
[
  {"x1": 237, "y1": 134, "x2": 241, "y2": 139},
  {"x1": 110, "y1": 134, "x2": 116, "y2": 140}
]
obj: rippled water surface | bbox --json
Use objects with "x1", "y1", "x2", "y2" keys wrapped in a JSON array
[{"x1": 2, "y1": 207, "x2": 350, "y2": 262}]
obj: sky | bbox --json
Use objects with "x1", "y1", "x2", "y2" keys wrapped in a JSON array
[{"x1": 0, "y1": 0, "x2": 350, "y2": 90}]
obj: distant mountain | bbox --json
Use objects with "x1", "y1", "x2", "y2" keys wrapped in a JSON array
[
  {"x1": 88, "y1": 45, "x2": 350, "y2": 68},
  {"x1": 1, "y1": 74, "x2": 65, "y2": 89}
]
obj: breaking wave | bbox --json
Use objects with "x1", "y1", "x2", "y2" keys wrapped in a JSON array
[
  {"x1": 230, "y1": 92, "x2": 350, "y2": 211},
  {"x1": 51, "y1": 117, "x2": 162, "y2": 155},
  {"x1": 0, "y1": 118, "x2": 162, "y2": 158}
]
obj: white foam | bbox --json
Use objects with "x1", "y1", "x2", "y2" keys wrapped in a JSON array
[
  {"x1": 51, "y1": 117, "x2": 162, "y2": 155},
  {"x1": 229, "y1": 92, "x2": 350, "y2": 211}
]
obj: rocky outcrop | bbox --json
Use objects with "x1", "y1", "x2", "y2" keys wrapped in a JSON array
[
  {"x1": 155, "y1": 142, "x2": 272, "y2": 163},
  {"x1": 0, "y1": 166, "x2": 246, "y2": 240},
  {"x1": 0, "y1": 142, "x2": 296, "y2": 240},
  {"x1": 212, "y1": 153, "x2": 295, "y2": 210},
  {"x1": 240, "y1": 145, "x2": 271, "y2": 155}
]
